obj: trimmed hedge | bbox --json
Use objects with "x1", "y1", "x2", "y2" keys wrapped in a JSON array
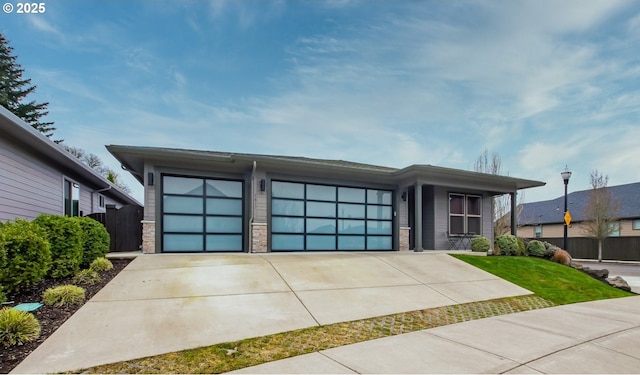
[
  {"x1": 0, "y1": 219, "x2": 51, "y2": 293},
  {"x1": 526, "y1": 240, "x2": 546, "y2": 257},
  {"x1": 77, "y1": 217, "x2": 110, "y2": 268},
  {"x1": 33, "y1": 214, "x2": 84, "y2": 279},
  {"x1": 494, "y1": 234, "x2": 520, "y2": 256},
  {"x1": 470, "y1": 236, "x2": 491, "y2": 252}
]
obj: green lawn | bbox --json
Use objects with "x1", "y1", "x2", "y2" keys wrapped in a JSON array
[{"x1": 451, "y1": 254, "x2": 635, "y2": 305}]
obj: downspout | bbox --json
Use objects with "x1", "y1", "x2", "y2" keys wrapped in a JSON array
[
  {"x1": 91, "y1": 185, "x2": 112, "y2": 214},
  {"x1": 249, "y1": 161, "x2": 257, "y2": 253}
]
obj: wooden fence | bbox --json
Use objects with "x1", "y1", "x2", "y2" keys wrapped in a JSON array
[
  {"x1": 87, "y1": 204, "x2": 143, "y2": 252},
  {"x1": 537, "y1": 237, "x2": 640, "y2": 261}
]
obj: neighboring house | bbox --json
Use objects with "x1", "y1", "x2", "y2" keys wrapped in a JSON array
[
  {"x1": 108, "y1": 145, "x2": 544, "y2": 253},
  {"x1": 0, "y1": 105, "x2": 141, "y2": 222},
  {"x1": 517, "y1": 182, "x2": 640, "y2": 239}
]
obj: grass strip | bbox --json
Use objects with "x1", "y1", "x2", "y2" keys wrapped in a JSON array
[
  {"x1": 452, "y1": 254, "x2": 635, "y2": 305},
  {"x1": 75, "y1": 295, "x2": 553, "y2": 374}
]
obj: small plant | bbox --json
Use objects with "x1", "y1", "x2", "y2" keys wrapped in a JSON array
[
  {"x1": 470, "y1": 236, "x2": 491, "y2": 252},
  {"x1": 0, "y1": 219, "x2": 51, "y2": 293},
  {"x1": 0, "y1": 307, "x2": 41, "y2": 347},
  {"x1": 90, "y1": 257, "x2": 113, "y2": 272},
  {"x1": 494, "y1": 234, "x2": 519, "y2": 256},
  {"x1": 42, "y1": 285, "x2": 85, "y2": 307},
  {"x1": 526, "y1": 240, "x2": 546, "y2": 257},
  {"x1": 73, "y1": 269, "x2": 101, "y2": 285}
]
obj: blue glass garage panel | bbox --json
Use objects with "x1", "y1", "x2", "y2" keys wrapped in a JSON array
[
  {"x1": 162, "y1": 175, "x2": 243, "y2": 252},
  {"x1": 271, "y1": 180, "x2": 394, "y2": 251},
  {"x1": 164, "y1": 234, "x2": 204, "y2": 252}
]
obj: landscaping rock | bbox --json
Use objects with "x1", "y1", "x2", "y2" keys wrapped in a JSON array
[
  {"x1": 606, "y1": 276, "x2": 632, "y2": 292},
  {"x1": 551, "y1": 249, "x2": 572, "y2": 266}
]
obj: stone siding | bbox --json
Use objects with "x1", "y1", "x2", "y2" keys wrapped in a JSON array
[
  {"x1": 400, "y1": 227, "x2": 411, "y2": 251},
  {"x1": 252, "y1": 223, "x2": 268, "y2": 253},
  {"x1": 141, "y1": 220, "x2": 156, "y2": 254}
]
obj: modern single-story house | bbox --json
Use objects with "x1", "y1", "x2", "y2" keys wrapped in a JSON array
[
  {"x1": 108, "y1": 145, "x2": 545, "y2": 253},
  {"x1": 518, "y1": 182, "x2": 640, "y2": 239},
  {"x1": 0, "y1": 105, "x2": 141, "y2": 222}
]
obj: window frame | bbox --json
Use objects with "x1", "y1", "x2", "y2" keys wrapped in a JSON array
[
  {"x1": 448, "y1": 193, "x2": 483, "y2": 235},
  {"x1": 63, "y1": 178, "x2": 80, "y2": 217},
  {"x1": 632, "y1": 219, "x2": 640, "y2": 230},
  {"x1": 534, "y1": 225, "x2": 542, "y2": 238}
]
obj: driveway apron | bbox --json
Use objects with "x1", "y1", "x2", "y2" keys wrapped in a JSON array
[{"x1": 11, "y1": 252, "x2": 531, "y2": 374}]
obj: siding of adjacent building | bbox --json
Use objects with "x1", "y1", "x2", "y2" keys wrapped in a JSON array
[
  {"x1": 0, "y1": 135, "x2": 64, "y2": 221},
  {"x1": 519, "y1": 219, "x2": 640, "y2": 239}
]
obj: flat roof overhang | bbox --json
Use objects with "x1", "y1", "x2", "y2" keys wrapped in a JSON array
[{"x1": 107, "y1": 145, "x2": 546, "y2": 194}]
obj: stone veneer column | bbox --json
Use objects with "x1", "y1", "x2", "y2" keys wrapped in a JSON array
[
  {"x1": 141, "y1": 220, "x2": 156, "y2": 254},
  {"x1": 251, "y1": 223, "x2": 268, "y2": 253},
  {"x1": 399, "y1": 227, "x2": 411, "y2": 251}
]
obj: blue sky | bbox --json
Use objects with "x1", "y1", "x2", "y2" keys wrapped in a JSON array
[{"x1": 2, "y1": 0, "x2": 640, "y2": 204}]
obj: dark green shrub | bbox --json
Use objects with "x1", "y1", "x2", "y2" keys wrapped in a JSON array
[
  {"x1": 33, "y1": 214, "x2": 84, "y2": 278},
  {"x1": 526, "y1": 240, "x2": 546, "y2": 257},
  {"x1": 0, "y1": 288, "x2": 5, "y2": 304},
  {"x1": 494, "y1": 234, "x2": 519, "y2": 256},
  {"x1": 0, "y1": 308, "x2": 41, "y2": 347},
  {"x1": 77, "y1": 217, "x2": 110, "y2": 268},
  {"x1": 73, "y1": 269, "x2": 101, "y2": 285},
  {"x1": 42, "y1": 285, "x2": 85, "y2": 307},
  {"x1": 470, "y1": 236, "x2": 491, "y2": 252},
  {"x1": 0, "y1": 219, "x2": 51, "y2": 293},
  {"x1": 90, "y1": 257, "x2": 113, "y2": 272}
]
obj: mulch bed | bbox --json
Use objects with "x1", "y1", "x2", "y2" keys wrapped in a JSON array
[{"x1": 0, "y1": 258, "x2": 132, "y2": 374}]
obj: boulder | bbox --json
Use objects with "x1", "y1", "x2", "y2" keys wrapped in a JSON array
[
  {"x1": 606, "y1": 276, "x2": 632, "y2": 292},
  {"x1": 589, "y1": 268, "x2": 610, "y2": 280},
  {"x1": 551, "y1": 249, "x2": 572, "y2": 266}
]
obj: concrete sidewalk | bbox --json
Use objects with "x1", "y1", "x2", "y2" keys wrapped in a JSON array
[
  {"x1": 11, "y1": 252, "x2": 530, "y2": 374},
  {"x1": 231, "y1": 295, "x2": 640, "y2": 374}
]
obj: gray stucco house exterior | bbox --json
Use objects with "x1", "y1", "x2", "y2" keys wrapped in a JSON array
[
  {"x1": 108, "y1": 145, "x2": 544, "y2": 253},
  {"x1": 0, "y1": 105, "x2": 140, "y2": 222}
]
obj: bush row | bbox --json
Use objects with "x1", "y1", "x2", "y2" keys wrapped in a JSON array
[
  {"x1": 0, "y1": 215, "x2": 110, "y2": 294},
  {"x1": 472, "y1": 234, "x2": 569, "y2": 264}
]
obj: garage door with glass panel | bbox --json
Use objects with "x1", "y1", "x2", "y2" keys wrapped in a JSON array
[
  {"x1": 162, "y1": 175, "x2": 243, "y2": 252},
  {"x1": 271, "y1": 181, "x2": 393, "y2": 251}
]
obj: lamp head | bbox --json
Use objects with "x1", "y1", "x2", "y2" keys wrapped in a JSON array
[{"x1": 560, "y1": 165, "x2": 572, "y2": 184}]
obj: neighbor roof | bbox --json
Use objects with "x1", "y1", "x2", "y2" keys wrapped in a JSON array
[
  {"x1": 519, "y1": 182, "x2": 640, "y2": 225},
  {"x1": 107, "y1": 145, "x2": 545, "y2": 194},
  {"x1": 0, "y1": 106, "x2": 141, "y2": 206}
]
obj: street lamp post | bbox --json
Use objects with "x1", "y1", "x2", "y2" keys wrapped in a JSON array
[{"x1": 561, "y1": 165, "x2": 572, "y2": 251}]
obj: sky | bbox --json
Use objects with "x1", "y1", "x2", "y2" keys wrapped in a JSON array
[{"x1": 2, "y1": 0, "x2": 640, "y2": 205}]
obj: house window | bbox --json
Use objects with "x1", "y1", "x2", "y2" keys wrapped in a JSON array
[
  {"x1": 449, "y1": 193, "x2": 482, "y2": 235},
  {"x1": 98, "y1": 195, "x2": 105, "y2": 209},
  {"x1": 609, "y1": 222, "x2": 620, "y2": 237},
  {"x1": 534, "y1": 225, "x2": 542, "y2": 238},
  {"x1": 633, "y1": 219, "x2": 640, "y2": 230},
  {"x1": 64, "y1": 179, "x2": 80, "y2": 217}
]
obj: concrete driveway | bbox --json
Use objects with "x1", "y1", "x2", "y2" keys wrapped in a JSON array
[{"x1": 12, "y1": 252, "x2": 531, "y2": 374}]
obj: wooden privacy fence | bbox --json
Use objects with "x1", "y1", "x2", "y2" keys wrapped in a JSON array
[
  {"x1": 87, "y1": 204, "x2": 143, "y2": 252},
  {"x1": 537, "y1": 237, "x2": 640, "y2": 261}
]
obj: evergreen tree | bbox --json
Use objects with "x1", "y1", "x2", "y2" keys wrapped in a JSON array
[{"x1": 0, "y1": 33, "x2": 56, "y2": 139}]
